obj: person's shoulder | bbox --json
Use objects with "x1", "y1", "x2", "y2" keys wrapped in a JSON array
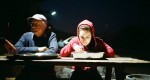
[
  {"x1": 68, "y1": 36, "x2": 78, "y2": 42},
  {"x1": 71, "y1": 36, "x2": 78, "y2": 40},
  {"x1": 95, "y1": 37, "x2": 103, "y2": 41},
  {"x1": 51, "y1": 32, "x2": 56, "y2": 35},
  {"x1": 23, "y1": 32, "x2": 33, "y2": 35},
  {"x1": 50, "y1": 32, "x2": 56, "y2": 37},
  {"x1": 63, "y1": 36, "x2": 77, "y2": 44},
  {"x1": 22, "y1": 32, "x2": 33, "y2": 37}
]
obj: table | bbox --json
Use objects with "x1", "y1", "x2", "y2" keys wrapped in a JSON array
[{"x1": 0, "y1": 56, "x2": 150, "y2": 80}]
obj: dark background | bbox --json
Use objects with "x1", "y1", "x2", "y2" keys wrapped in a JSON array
[{"x1": 0, "y1": 0, "x2": 150, "y2": 59}]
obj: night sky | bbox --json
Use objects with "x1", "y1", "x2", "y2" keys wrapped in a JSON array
[{"x1": 0, "y1": 0, "x2": 150, "y2": 59}]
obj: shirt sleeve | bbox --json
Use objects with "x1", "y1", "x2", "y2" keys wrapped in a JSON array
[
  {"x1": 96, "y1": 37, "x2": 115, "y2": 58},
  {"x1": 15, "y1": 33, "x2": 38, "y2": 53},
  {"x1": 103, "y1": 43, "x2": 115, "y2": 58},
  {"x1": 60, "y1": 37, "x2": 77, "y2": 57},
  {"x1": 43, "y1": 32, "x2": 58, "y2": 54}
]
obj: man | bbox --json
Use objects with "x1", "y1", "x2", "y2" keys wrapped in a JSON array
[
  {"x1": 15, "y1": 14, "x2": 58, "y2": 80},
  {"x1": 15, "y1": 14, "x2": 58, "y2": 54}
]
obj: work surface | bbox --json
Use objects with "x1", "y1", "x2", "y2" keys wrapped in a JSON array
[
  {"x1": 0, "y1": 56, "x2": 150, "y2": 67},
  {"x1": 1, "y1": 56, "x2": 150, "y2": 80}
]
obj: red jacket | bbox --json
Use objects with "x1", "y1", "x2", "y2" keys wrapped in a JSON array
[
  {"x1": 60, "y1": 37, "x2": 114, "y2": 58},
  {"x1": 60, "y1": 19, "x2": 115, "y2": 58}
]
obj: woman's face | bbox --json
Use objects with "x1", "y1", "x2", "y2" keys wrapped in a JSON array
[{"x1": 79, "y1": 30, "x2": 92, "y2": 46}]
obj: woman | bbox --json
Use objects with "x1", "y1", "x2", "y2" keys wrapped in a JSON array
[{"x1": 60, "y1": 19, "x2": 115, "y2": 80}]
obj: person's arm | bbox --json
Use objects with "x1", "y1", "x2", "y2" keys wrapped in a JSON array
[
  {"x1": 43, "y1": 32, "x2": 58, "y2": 54},
  {"x1": 15, "y1": 33, "x2": 39, "y2": 53},
  {"x1": 103, "y1": 43, "x2": 115, "y2": 57},
  {"x1": 96, "y1": 37, "x2": 115, "y2": 58},
  {"x1": 60, "y1": 37, "x2": 78, "y2": 57}
]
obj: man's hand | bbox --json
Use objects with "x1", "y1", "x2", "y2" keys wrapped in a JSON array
[{"x1": 38, "y1": 46, "x2": 48, "y2": 52}]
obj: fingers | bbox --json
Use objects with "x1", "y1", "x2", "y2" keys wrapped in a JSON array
[
  {"x1": 38, "y1": 47, "x2": 48, "y2": 52},
  {"x1": 75, "y1": 48, "x2": 83, "y2": 52},
  {"x1": 73, "y1": 45, "x2": 84, "y2": 52},
  {"x1": 43, "y1": 47, "x2": 48, "y2": 51}
]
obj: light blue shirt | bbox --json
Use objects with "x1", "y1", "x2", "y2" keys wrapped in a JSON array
[{"x1": 15, "y1": 32, "x2": 58, "y2": 54}]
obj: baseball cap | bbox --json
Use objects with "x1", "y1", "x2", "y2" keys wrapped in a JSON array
[{"x1": 27, "y1": 14, "x2": 47, "y2": 21}]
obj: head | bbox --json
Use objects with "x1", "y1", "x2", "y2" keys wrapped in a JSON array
[
  {"x1": 78, "y1": 25, "x2": 92, "y2": 46},
  {"x1": 27, "y1": 14, "x2": 47, "y2": 37},
  {"x1": 77, "y1": 19, "x2": 96, "y2": 47}
]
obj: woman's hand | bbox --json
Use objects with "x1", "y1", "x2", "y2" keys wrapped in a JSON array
[{"x1": 73, "y1": 45, "x2": 84, "y2": 52}]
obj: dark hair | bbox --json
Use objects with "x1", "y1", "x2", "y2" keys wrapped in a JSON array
[{"x1": 78, "y1": 25, "x2": 91, "y2": 31}]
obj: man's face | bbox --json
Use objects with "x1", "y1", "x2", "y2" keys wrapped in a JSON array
[
  {"x1": 79, "y1": 30, "x2": 92, "y2": 46},
  {"x1": 31, "y1": 19, "x2": 46, "y2": 37}
]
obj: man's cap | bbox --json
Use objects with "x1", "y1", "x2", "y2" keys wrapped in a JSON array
[{"x1": 27, "y1": 14, "x2": 47, "y2": 21}]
